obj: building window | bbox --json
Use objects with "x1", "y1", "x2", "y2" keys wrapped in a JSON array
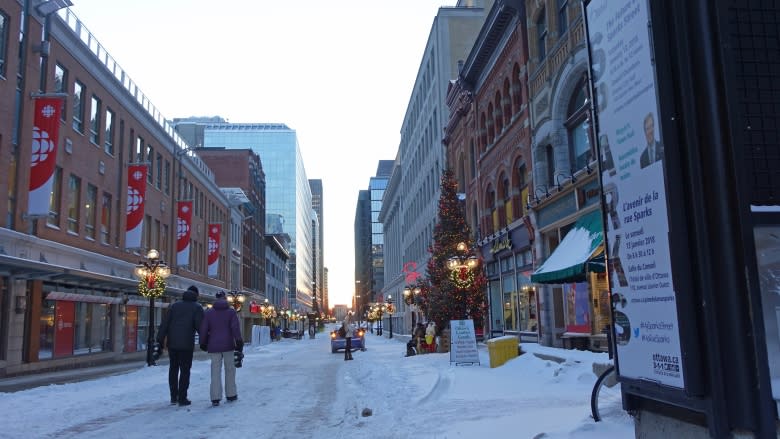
[
  {"x1": 147, "y1": 146, "x2": 154, "y2": 183},
  {"x1": 135, "y1": 136, "x2": 144, "y2": 162},
  {"x1": 89, "y1": 96, "x2": 101, "y2": 145},
  {"x1": 101, "y1": 192, "x2": 111, "y2": 244},
  {"x1": 67, "y1": 174, "x2": 81, "y2": 234},
  {"x1": 536, "y1": 8, "x2": 547, "y2": 60},
  {"x1": 557, "y1": 0, "x2": 568, "y2": 36},
  {"x1": 164, "y1": 160, "x2": 170, "y2": 195},
  {"x1": 0, "y1": 11, "x2": 8, "y2": 78},
  {"x1": 54, "y1": 64, "x2": 68, "y2": 120},
  {"x1": 85, "y1": 184, "x2": 97, "y2": 240},
  {"x1": 47, "y1": 167, "x2": 62, "y2": 227},
  {"x1": 72, "y1": 81, "x2": 85, "y2": 132},
  {"x1": 156, "y1": 152, "x2": 162, "y2": 190},
  {"x1": 566, "y1": 81, "x2": 591, "y2": 171},
  {"x1": 104, "y1": 108, "x2": 115, "y2": 155}
]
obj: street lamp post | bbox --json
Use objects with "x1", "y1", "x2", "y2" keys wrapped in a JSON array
[
  {"x1": 403, "y1": 286, "x2": 421, "y2": 333},
  {"x1": 134, "y1": 249, "x2": 170, "y2": 367},
  {"x1": 386, "y1": 295, "x2": 394, "y2": 339},
  {"x1": 226, "y1": 291, "x2": 245, "y2": 311}
]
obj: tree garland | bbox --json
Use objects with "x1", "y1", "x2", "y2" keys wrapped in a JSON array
[{"x1": 138, "y1": 272, "x2": 166, "y2": 298}]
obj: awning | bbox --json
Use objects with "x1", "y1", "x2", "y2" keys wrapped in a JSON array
[
  {"x1": 531, "y1": 210, "x2": 604, "y2": 284},
  {"x1": 45, "y1": 291, "x2": 122, "y2": 304}
]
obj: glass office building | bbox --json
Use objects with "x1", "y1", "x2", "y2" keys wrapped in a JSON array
[{"x1": 204, "y1": 124, "x2": 314, "y2": 310}]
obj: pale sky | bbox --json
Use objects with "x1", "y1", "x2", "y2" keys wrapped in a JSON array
[{"x1": 67, "y1": 0, "x2": 459, "y2": 307}]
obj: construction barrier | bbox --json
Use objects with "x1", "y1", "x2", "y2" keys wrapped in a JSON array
[{"x1": 487, "y1": 335, "x2": 519, "y2": 368}]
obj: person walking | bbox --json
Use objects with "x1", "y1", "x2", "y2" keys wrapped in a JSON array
[
  {"x1": 156, "y1": 285, "x2": 204, "y2": 406},
  {"x1": 342, "y1": 312, "x2": 354, "y2": 361},
  {"x1": 200, "y1": 291, "x2": 244, "y2": 407}
]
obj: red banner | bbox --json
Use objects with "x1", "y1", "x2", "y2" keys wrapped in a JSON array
[
  {"x1": 27, "y1": 97, "x2": 63, "y2": 216},
  {"x1": 176, "y1": 201, "x2": 193, "y2": 267},
  {"x1": 125, "y1": 164, "x2": 148, "y2": 249},
  {"x1": 207, "y1": 223, "x2": 221, "y2": 277}
]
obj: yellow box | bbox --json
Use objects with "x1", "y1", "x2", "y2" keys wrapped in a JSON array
[{"x1": 487, "y1": 336, "x2": 519, "y2": 368}]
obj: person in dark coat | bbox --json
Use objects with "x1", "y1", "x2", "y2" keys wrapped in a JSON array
[
  {"x1": 341, "y1": 312, "x2": 353, "y2": 361},
  {"x1": 200, "y1": 291, "x2": 244, "y2": 406},
  {"x1": 157, "y1": 285, "x2": 204, "y2": 406}
]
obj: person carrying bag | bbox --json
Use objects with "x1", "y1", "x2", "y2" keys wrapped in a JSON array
[{"x1": 200, "y1": 291, "x2": 244, "y2": 407}]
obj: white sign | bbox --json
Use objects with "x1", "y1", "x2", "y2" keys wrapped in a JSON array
[
  {"x1": 587, "y1": 0, "x2": 684, "y2": 388},
  {"x1": 449, "y1": 319, "x2": 480, "y2": 365}
]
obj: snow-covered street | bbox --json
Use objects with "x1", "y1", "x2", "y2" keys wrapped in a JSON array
[{"x1": 0, "y1": 326, "x2": 635, "y2": 438}]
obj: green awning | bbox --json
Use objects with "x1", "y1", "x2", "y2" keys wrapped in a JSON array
[{"x1": 531, "y1": 210, "x2": 604, "y2": 284}]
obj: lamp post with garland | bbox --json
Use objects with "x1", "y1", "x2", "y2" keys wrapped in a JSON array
[
  {"x1": 385, "y1": 295, "x2": 395, "y2": 339},
  {"x1": 226, "y1": 291, "x2": 245, "y2": 311},
  {"x1": 134, "y1": 249, "x2": 170, "y2": 366}
]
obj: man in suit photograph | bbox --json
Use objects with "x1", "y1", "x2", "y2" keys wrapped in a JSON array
[{"x1": 640, "y1": 111, "x2": 664, "y2": 169}]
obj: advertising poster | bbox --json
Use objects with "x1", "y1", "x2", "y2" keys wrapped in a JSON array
[
  {"x1": 753, "y1": 226, "x2": 780, "y2": 413},
  {"x1": 566, "y1": 282, "x2": 591, "y2": 333},
  {"x1": 586, "y1": 0, "x2": 684, "y2": 388},
  {"x1": 124, "y1": 306, "x2": 138, "y2": 352},
  {"x1": 54, "y1": 301, "x2": 75, "y2": 358},
  {"x1": 449, "y1": 319, "x2": 480, "y2": 365}
]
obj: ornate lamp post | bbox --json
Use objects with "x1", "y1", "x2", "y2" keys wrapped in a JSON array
[
  {"x1": 446, "y1": 241, "x2": 480, "y2": 322},
  {"x1": 385, "y1": 295, "x2": 395, "y2": 339},
  {"x1": 446, "y1": 242, "x2": 479, "y2": 271},
  {"x1": 403, "y1": 286, "x2": 421, "y2": 333},
  {"x1": 260, "y1": 299, "x2": 275, "y2": 326},
  {"x1": 134, "y1": 249, "x2": 170, "y2": 367},
  {"x1": 226, "y1": 291, "x2": 245, "y2": 311}
]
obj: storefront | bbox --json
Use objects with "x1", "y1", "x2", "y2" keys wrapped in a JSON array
[
  {"x1": 531, "y1": 209, "x2": 610, "y2": 351},
  {"x1": 480, "y1": 223, "x2": 536, "y2": 341}
]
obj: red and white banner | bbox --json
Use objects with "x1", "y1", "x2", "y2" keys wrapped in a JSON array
[
  {"x1": 176, "y1": 201, "x2": 193, "y2": 267},
  {"x1": 207, "y1": 223, "x2": 221, "y2": 277},
  {"x1": 125, "y1": 164, "x2": 148, "y2": 249},
  {"x1": 27, "y1": 97, "x2": 63, "y2": 217}
]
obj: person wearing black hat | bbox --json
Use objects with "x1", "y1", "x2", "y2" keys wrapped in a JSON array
[
  {"x1": 157, "y1": 285, "x2": 204, "y2": 406},
  {"x1": 200, "y1": 291, "x2": 244, "y2": 406}
]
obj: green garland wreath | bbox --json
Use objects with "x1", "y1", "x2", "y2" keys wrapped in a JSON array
[
  {"x1": 138, "y1": 272, "x2": 167, "y2": 298},
  {"x1": 450, "y1": 267, "x2": 476, "y2": 289}
]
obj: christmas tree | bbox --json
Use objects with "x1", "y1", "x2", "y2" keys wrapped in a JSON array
[{"x1": 417, "y1": 169, "x2": 487, "y2": 334}]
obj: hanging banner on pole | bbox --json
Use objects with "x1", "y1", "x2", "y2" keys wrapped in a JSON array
[
  {"x1": 125, "y1": 164, "x2": 148, "y2": 249},
  {"x1": 27, "y1": 97, "x2": 63, "y2": 217},
  {"x1": 176, "y1": 201, "x2": 193, "y2": 267},
  {"x1": 207, "y1": 223, "x2": 221, "y2": 277}
]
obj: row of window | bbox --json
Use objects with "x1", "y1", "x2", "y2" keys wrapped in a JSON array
[
  {"x1": 534, "y1": 0, "x2": 571, "y2": 62},
  {"x1": 48, "y1": 58, "x2": 230, "y2": 276}
]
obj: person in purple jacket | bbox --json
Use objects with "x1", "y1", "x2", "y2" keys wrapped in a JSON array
[{"x1": 200, "y1": 291, "x2": 244, "y2": 407}]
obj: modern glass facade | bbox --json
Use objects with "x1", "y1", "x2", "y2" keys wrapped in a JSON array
[
  {"x1": 370, "y1": 175, "x2": 387, "y2": 298},
  {"x1": 203, "y1": 124, "x2": 314, "y2": 310}
]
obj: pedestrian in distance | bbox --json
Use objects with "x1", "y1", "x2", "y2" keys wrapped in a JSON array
[
  {"x1": 200, "y1": 291, "x2": 244, "y2": 407},
  {"x1": 341, "y1": 312, "x2": 353, "y2": 361},
  {"x1": 156, "y1": 285, "x2": 204, "y2": 406}
]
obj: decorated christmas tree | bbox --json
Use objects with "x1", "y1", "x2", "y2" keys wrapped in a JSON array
[{"x1": 417, "y1": 169, "x2": 487, "y2": 334}]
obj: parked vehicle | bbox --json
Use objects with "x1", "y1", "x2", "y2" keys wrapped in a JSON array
[{"x1": 330, "y1": 326, "x2": 365, "y2": 353}]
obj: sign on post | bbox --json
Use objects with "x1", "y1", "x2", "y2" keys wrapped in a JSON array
[{"x1": 449, "y1": 319, "x2": 480, "y2": 366}]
